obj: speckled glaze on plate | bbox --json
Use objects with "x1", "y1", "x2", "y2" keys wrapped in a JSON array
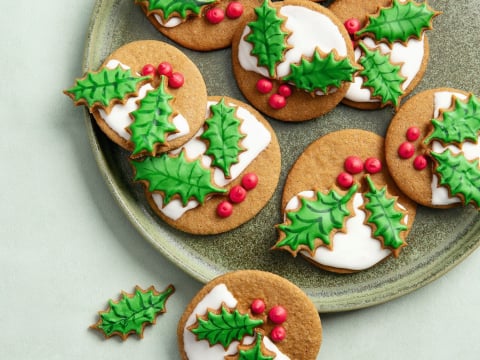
[{"x1": 82, "y1": 0, "x2": 480, "y2": 312}]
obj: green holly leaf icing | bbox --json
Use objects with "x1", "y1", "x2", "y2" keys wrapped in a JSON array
[
  {"x1": 137, "y1": 0, "x2": 215, "y2": 19},
  {"x1": 129, "y1": 76, "x2": 177, "y2": 156},
  {"x1": 65, "y1": 66, "x2": 150, "y2": 110},
  {"x1": 275, "y1": 184, "x2": 358, "y2": 256},
  {"x1": 430, "y1": 150, "x2": 480, "y2": 208},
  {"x1": 424, "y1": 95, "x2": 480, "y2": 145},
  {"x1": 246, "y1": 0, "x2": 289, "y2": 78},
  {"x1": 189, "y1": 305, "x2": 264, "y2": 349},
  {"x1": 363, "y1": 176, "x2": 407, "y2": 256},
  {"x1": 131, "y1": 151, "x2": 226, "y2": 206},
  {"x1": 282, "y1": 50, "x2": 358, "y2": 93},
  {"x1": 91, "y1": 285, "x2": 174, "y2": 340},
  {"x1": 238, "y1": 333, "x2": 275, "y2": 360},
  {"x1": 356, "y1": 0, "x2": 438, "y2": 44},
  {"x1": 358, "y1": 42, "x2": 405, "y2": 107},
  {"x1": 201, "y1": 98, "x2": 245, "y2": 178}
]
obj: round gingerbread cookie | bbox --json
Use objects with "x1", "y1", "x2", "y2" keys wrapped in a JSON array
[
  {"x1": 130, "y1": 96, "x2": 281, "y2": 235},
  {"x1": 329, "y1": 0, "x2": 439, "y2": 110},
  {"x1": 273, "y1": 129, "x2": 417, "y2": 273},
  {"x1": 385, "y1": 88, "x2": 480, "y2": 209},
  {"x1": 231, "y1": 0, "x2": 357, "y2": 122},
  {"x1": 65, "y1": 40, "x2": 208, "y2": 158},
  {"x1": 135, "y1": 0, "x2": 263, "y2": 51},
  {"x1": 177, "y1": 270, "x2": 322, "y2": 360}
]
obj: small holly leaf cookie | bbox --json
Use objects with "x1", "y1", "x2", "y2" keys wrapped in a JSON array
[
  {"x1": 385, "y1": 88, "x2": 480, "y2": 209},
  {"x1": 131, "y1": 96, "x2": 281, "y2": 235},
  {"x1": 232, "y1": 0, "x2": 358, "y2": 121},
  {"x1": 330, "y1": 0, "x2": 440, "y2": 110},
  {"x1": 276, "y1": 129, "x2": 416, "y2": 273},
  {"x1": 177, "y1": 270, "x2": 322, "y2": 360},
  {"x1": 64, "y1": 40, "x2": 208, "y2": 157},
  {"x1": 135, "y1": 0, "x2": 265, "y2": 51},
  {"x1": 91, "y1": 284, "x2": 175, "y2": 340}
]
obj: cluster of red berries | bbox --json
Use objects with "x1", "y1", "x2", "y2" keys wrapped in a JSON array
[
  {"x1": 216, "y1": 173, "x2": 259, "y2": 218},
  {"x1": 397, "y1": 126, "x2": 428, "y2": 170},
  {"x1": 205, "y1": 2, "x2": 244, "y2": 24},
  {"x1": 141, "y1": 62, "x2": 185, "y2": 89},
  {"x1": 256, "y1": 78, "x2": 293, "y2": 110},
  {"x1": 251, "y1": 299, "x2": 288, "y2": 343},
  {"x1": 337, "y1": 155, "x2": 382, "y2": 189}
]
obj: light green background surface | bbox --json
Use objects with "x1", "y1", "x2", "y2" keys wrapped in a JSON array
[{"x1": 1, "y1": 1, "x2": 480, "y2": 359}]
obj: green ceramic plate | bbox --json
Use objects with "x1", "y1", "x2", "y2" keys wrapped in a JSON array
[{"x1": 82, "y1": 0, "x2": 480, "y2": 312}]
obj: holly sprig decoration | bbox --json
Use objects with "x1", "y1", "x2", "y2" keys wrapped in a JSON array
[
  {"x1": 131, "y1": 151, "x2": 226, "y2": 206},
  {"x1": 282, "y1": 49, "x2": 358, "y2": 94},
  {"x1": 136, "y1": 0, "x2": 215, "y2": 19},
  {"x1": 362, "y1": 176, "x2": 407, "y2": 257},
  {"x1": 64, "y1": 66, "x2": 150, "y2": 111},
  {"x1": 246, "y1": 0, "x2": 289, "y2": 78},
  {"x1": 234, "y1": 332, "x2": 276, "y2": 360},
  {"x1": 424, "y1": 94, "x2": 480, "y2": 146},
  {"x1": 358, "y1": 42, "x2": 406, "y2": 108},
  {"x1": 356, "y1": 0, "x2": 440, "y2": 46},
  {"x1": 90, "y1": 285, "x2": 175, "y2": 340},
  {"x1": 188, "y1": 304, "x2": 264, "y2": 349},
  {"x1": 201, "y1": 98, "x2": 245, "y2": 178},
  {"x1": 430, "y1": 150, "x2": 480, "y2": 208},
  {"x1": 275, "y1": 184, "x2": 358, "y2": 256},
  {"x1": 129, "y1": 76, "x2": 177, "y2": 157}
]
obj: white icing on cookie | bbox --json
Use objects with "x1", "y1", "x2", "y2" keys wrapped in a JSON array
[
  {"x1": 182, "y1": 284, "x2": 290, "y2": 359},
  {"x1": 99, "y1": 59, "x2": 189, "y2": 141},
  {"x1": 286, "y1": 191, "x2": 397, "y2": 271},
  {"x1": 430, "y1": 91, "x2": 472, "y2": 206},
  {"x1": 153, "y1": 13, "x2": 182, "y2": 28},
  {"x1": 152, "y1": 100, "x2": 272, "y2": 220},
  {"x1": 345, "y1": 36, "x2": 425, "y2": 103},
  {"x1": 238, "y1": 5, "x2": 347, "y2": 81},
  {"x1": 183, "y1": 284, "x2": 239, "y2": 359}
]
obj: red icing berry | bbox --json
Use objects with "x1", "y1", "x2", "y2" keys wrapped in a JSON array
[
  {"x1": 157, "y1": 62, "x2": 173, "y2": 77},
  {"x1": 205, "y1": 7, "x2": 225, "y2": 24},
  {"x1": 398, "y1": 141, "x2": 415, "y2": 159},
  {"x1": 268, "y1": 93, "x2": 287, "y2": 109},
  {"x1": 141, "y1": 64, "x2": 156, "y2": 76},
  {"x1": 278, "y1": 84, "x2": 292, "y2": 97},
  {"x1": 256, "y1": 78, "x2": 273, "y2": 94},
  {"x1": 268, "y1": 305, "x2": 287, "y2": 324},
  {"x1": 364, "y1": 157, "x2": 382, "y2": 174},
  {"x1": 413, "y1": 155, "x2": 428, "y2": 170},
  {"x1": 344, "y1": 156, "x2": 364, "y2": 174},
  {"x1": 251, "y1": 299, "x2": 266, "y2": 314},
  {"x1": 406, "y1": 126, "x2": 421, "y2": 142},
  {"x1": 216, "y1": 201, "x2": 233, "y2": 218},
  {"x1": 344, "y1": 18, "x2": 361, "y2": 35},
  {"x1": 241, "y1": 173, "x2": 258, "y2": 190},
  {"x1": 228, "y1": 185, "x2": 247, "y2": 203},
  {"x1": 337, "y1": 172, "x2": 354, "y2": 189},
  {"x1": 168, "y1": 72, "x2": 184, "y2": 89},
  {"x1": 270, "y1": 326, "x2": 286, "y2": 343},
  {"x1": 226, "y1": 2, "x2": 244, "y2": 19}
]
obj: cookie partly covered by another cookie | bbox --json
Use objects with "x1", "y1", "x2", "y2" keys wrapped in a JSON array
[
  {"x1": 130, "y1": 96, "x2": 281, "y2": 235},
  {"x1": 274, "y1": 129, "x2": 417, "y2": 273},
  {"x1": 330, "y1": 0, "x2": 440, "y2": 109},
  {"x1": 177, "y1": 270, "x2": 322, "y2": 359},
  {"x1": 135, "y1": 0, "x2": 263, "y2": 51},
  {"x1": 385, "y1": 88, "x2": 480, "y2": 209},
  {"x1": 64, "y1": 40, "x2": 208, "y2": 158},
  {"x1": 232, "y1": 0, "x2": 358, "y2": 121}
]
